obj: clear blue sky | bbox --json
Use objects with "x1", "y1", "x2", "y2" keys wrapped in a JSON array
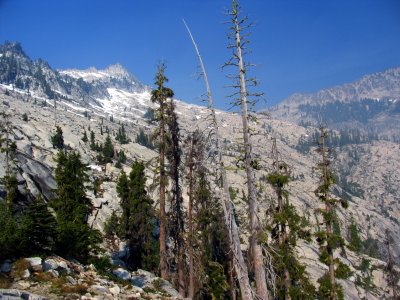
[{"x1": 1, "y1": 0, "x2": 400, "y2": 109}]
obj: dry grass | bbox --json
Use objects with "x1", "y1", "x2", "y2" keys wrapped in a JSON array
[
  {"x1": 34, "y1": 271, "x2": 54, "y2": 282},
  {"x1": 0, "y1": 273, "x2": 12, "y2": 288},
  {"x1": 11, "y1": 258, "x2": 30, "y2": 279},
  {"x1": 49, "y1": 276, "x2": 88, "y2": 296}
]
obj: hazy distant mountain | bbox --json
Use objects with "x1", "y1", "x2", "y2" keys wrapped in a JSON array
[{"x1": 269, "y1": 68, "x2": 400, "y2": 141}]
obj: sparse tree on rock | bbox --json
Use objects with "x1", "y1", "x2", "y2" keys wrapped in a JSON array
[
  {"x1": 267, "y1": 138, "x2": 315, "y2": 300},
  {"x1": 315, "y1": 126, "x2": 350, "y2": 300}
]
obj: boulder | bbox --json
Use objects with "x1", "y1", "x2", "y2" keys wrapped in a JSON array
[
  {"x1": 25, "y1": 257, "x2": 42, "y2": 272},
  {"x1": 43, "y1": 258, "x2": 58, "y2": 271},
  {"x1": 109, "y1": 285, "x2": 121, "y2": 295},
  {"x1": 0, "y1": 261, "x2": 12, "y2": 273},
  {"x1": 0, "y1": 289, "x2": 48, "y2": 300},
  {"x1": 22, "y1": 269, "x2": 30, "y2": 279},
  {"x1": 89, "y1": 284, "x2": 109, "y2": 294},
  {"x1": 112, "y1": 267, "x2": 131, "y2": 281}
]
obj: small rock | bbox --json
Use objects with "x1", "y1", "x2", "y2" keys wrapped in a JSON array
[
  {"x1": 46, "y1": 269, "x2": 59, "y2": 278},
  {"x1": 109, "y1": 285, "x2": 121, "y2": 295},
  {"x1": 125, "y1": 293, "x2": 141, "y2": 300},
  {"x1": 0, "y1": 261, "x2": 12, "y2": 273},
  {"x1": 22, "y1": 269, "x2": 30, "y2": 279},
  {"x1": 25, "y1": 257, "x2": 42, "y2": 272},
  {"x1": 113, "y1": 267, "x2": 131, "y2": 280},
  {"x1": 66, "y1": 275, "x2": 77, "y2": 285},
  {"x1": 56, "y1": 261, "x2": 70, "y2": 275},
  {"x1": 89, "y1": 284, "x2": 109, "y2": 294},
  {"x1": 136, "y1": 269, "x2": 156, "y2": 278}
]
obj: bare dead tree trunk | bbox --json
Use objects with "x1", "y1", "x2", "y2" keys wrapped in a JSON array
[
  {"x1": 320, "y1": 127, "x2": 336, "y2": 300},
  {"x1": 183, "y1": 19, "x2": 254, "y2": 300},
  {"x1": 231, "y1": 1, "x2": 269, "y2": 298}
]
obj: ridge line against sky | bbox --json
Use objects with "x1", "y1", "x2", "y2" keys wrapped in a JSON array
[{"x1": 1, "y1": 0, "x2": 400, "y2": 109}]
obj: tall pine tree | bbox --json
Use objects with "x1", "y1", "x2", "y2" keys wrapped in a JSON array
[
  {"x1": 150, "y1": 63, "x2": 173, "y2": 279},
  {"x1": 315, "y1": 126, "x2": 349, "y2": 300}
]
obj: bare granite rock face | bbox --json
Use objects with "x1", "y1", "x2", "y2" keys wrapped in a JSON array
[{"x1": 0, "y1": 64, "x2": 399, "y2": 298}]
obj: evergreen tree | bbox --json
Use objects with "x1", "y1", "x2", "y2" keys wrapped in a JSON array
[
  {"x1": 193, "y1": 154, "x2": 231, "y2": 299},
  {"x1": 90, "y1": 130, "x2": 96, "y2": 151},
  {"x1": 315, "y1": 126, "x2": 349, "y2": 300},
  {"x1": 115, "y1": 149, "x2": 127, "y2": 168},
  {"x1": 102, "y1": 134, "x2": 114, "y2": 163},
  {"x1": 117, "y1": 162, "x2": 158, "y2": 271},
  {"x1": 116, "y1": 124, "x2": 129, "y2": 144},
  {"x1": 165, "y1": 97, "x2": 185, "y2": 295},
  {"x1": 51, "y1": 126, "x2": 64, "y2": 149},
  {"x1": 52, "y1": 151, "x2": 102, "y2": 262},
  {"x1": 347, "y1": 216, "x2": 363, "y2": 253},
  {"x1": 0, "y1": 201, "x2": 19, "y2": 260},
  {"x1": 267, "y1": 138, "x2": 315, "y2": 300},
  {"x1": 18, "y1": 195, "x2": 57, "y2": 255},
  {"x1": 117, "y1": 170, "x2": 130, "y2": 237},
  {"x1": 104, "y1": 210, "x2": 120, "y2": 239},
  {"x1": 150, "y1": 63, "x2": 173, "y2": 279},
  {"x1": 82, "y1": 130, "x2": 88, "y2": 143},
  {"x1": 0, "y1": 113, "x2": 18, "y2": 208},
  {"x1": 136, "y1": 128, "x2": 154, "y2": 149}
]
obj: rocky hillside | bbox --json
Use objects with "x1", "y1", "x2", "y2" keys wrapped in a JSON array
[
  {"x1": 0, "y1": 42, "x2": 399, "y2": 299},
  {"x1": 268, "y1": 67, "x2": 400, "y2": 141}
]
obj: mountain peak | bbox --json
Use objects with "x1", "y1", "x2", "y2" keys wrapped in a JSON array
[
  {"x1": 0, "y1": 41, "x2": 27, "y2": 58},
  {"x1": 103, "y1": 63, "x2": 131, "y2": 78}
]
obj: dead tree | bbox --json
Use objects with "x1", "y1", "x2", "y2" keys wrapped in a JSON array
[
  {"x1": 183, "y1": 19, "x2": 254, "y2": 300},
  {"x1": 224, "y1": 1, "x2": 269, "y2": 298}
]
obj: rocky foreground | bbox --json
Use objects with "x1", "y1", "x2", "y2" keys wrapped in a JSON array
[{"x1": 0, "y1": 256, "x2": 181, "y2": 300}]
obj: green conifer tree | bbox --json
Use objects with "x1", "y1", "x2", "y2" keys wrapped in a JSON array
[
  {"x1": 19, "y1": 195, "x2": 57, "y2": 255},
  {"x1": 267, "y1": 138, "x2": 315, "y2": 300},
  {"x1": 82, "y1": 130, "x2": 88, "y2": 143},
  {"x1": 52, "y1": 151, "x2": 102, "y2": 262},
  {"x1": 90, "y1": 130, "x2": 96, "y2": 151},
  {"x1": 347, "y1": 216, "x2": 363, "y2": 253},
  {"x1": 315, "y1": 126, "x2": 349, "y2": 300},
  {"x1": 116, "y1": 124, "x2": 129, "y2": 144},
  {"x1": 51, "y1": 126, "x2": 64, "y2": 149},
  {"x1": 117, "y1": 162, "x2": 158, "y2": 271},
  {"x1": 150, "y1": 63, "x2": 173, "y2": 279},
  {"x1": 102, "y1": 134, "x2": 114, "y2": 163}
]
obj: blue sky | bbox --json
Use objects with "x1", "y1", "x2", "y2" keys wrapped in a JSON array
[{"x1": 1, "y1": 0, "x2": 400, "y2": 109}]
